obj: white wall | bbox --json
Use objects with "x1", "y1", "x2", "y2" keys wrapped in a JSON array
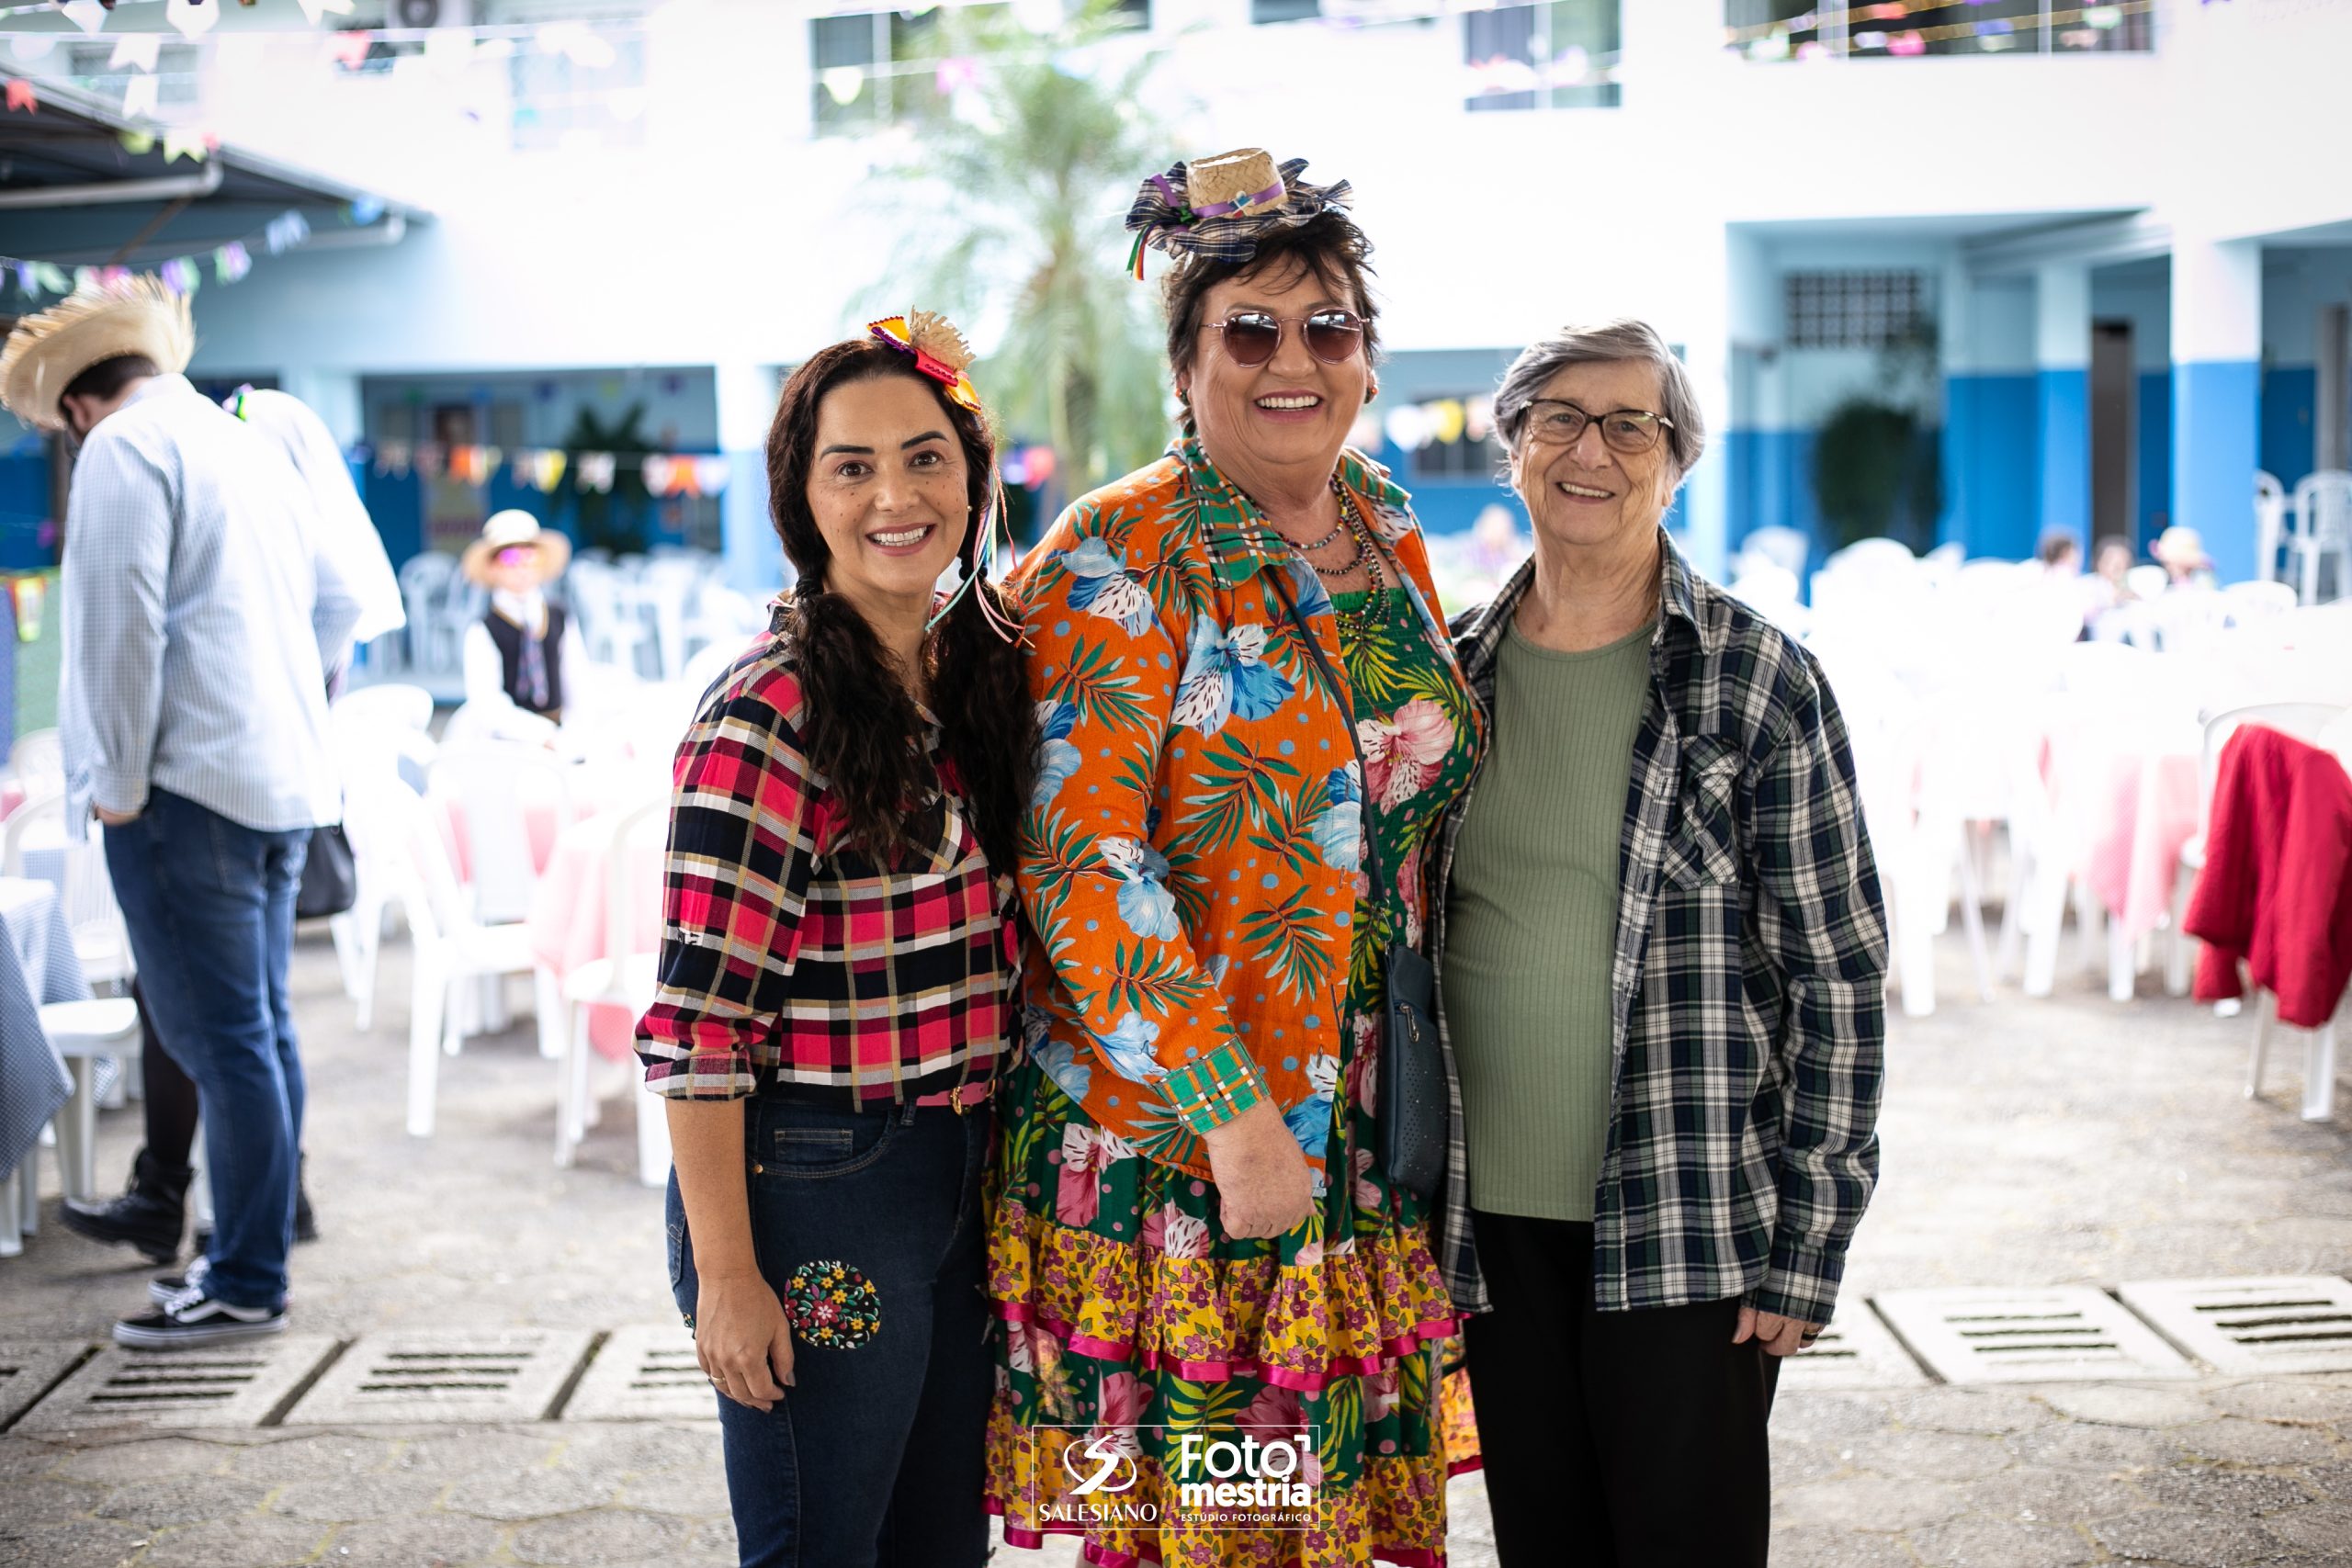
[{"x1": 169, "y1": 0, "x2": 2352, "y2": 388}]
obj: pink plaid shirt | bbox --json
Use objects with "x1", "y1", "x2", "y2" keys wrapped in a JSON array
[{"x1": 634, "y1": 629, "x2": 1016, "y2": 1105}]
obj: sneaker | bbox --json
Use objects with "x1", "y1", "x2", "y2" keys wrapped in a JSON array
[
  {"x1": 149, "y1": 1256, "x2": 210, "y2": 1305},
  {"x1": 113, "y1": 1285, "x2": 288, "y2": 1349},
  {"x1": 59, "y1": 1149, "x2": 190, "y2": 1266}
]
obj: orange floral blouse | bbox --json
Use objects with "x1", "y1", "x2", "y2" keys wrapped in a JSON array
[{"x1": 1012, "y1": 435, "x2": 1486, "y2": 1182}]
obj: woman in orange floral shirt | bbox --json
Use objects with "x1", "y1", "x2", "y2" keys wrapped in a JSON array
[{"x1": 986, "y1": 150, "x2": 1483, "y2": 1567}]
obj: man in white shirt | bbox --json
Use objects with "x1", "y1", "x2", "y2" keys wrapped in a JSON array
[{"x1": 0, "y1": 278, "x2": 359, "y2": 1348}]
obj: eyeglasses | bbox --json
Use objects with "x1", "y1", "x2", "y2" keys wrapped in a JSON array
[
  {"x1": 1203, "y1": 310, "x2": 1365, "y2": 368},
  {"x1": 1521, "y1": 399, "x2": 1674, "y2": 456}
]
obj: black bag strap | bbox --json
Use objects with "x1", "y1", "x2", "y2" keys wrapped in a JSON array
[{"x1": 1265, "y1": 562, "x2": 1387, "y2": 907}]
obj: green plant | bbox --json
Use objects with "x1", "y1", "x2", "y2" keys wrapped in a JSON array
[
  {"x1": 860, "y1": 0, "x2": 1173, "y2": 530},
  {"x1": 1811, "y1": 313, "x2": 1944, "y2": 550},
  {"x1": 553, "y1": 403, "x2": 654, "y2": 557}
]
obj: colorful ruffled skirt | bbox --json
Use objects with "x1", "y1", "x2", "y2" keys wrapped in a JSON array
[{"x1": 984, "y1": 1058, "x2": 1480, "y2": 1567}]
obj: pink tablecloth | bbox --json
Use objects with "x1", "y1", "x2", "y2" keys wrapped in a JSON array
[
  {"x1": 524, "y1": 811, "x2": 665, "y2": 1063},
  {"x1": 2045, "y1": 727, "x2": 2201, "y2": 943}
]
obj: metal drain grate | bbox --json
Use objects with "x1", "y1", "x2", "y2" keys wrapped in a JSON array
[
  {"x1": 1781, "y1": 1303, "x2": 1929, "y2": 1389},
  {"x1": 560, "y1": 1325, "x2": 716, "y2": 1421},
  {"x1": 1872, "y1": 1286, "x2": 2196, "y2": 1383},
  {"x1": 16, "y1": 1337, "x2": 340, "y2": 1434},
  {"x1": 0, "y1": 1342, "x2": 86, "y2": 1429},
  {"x1": 282, "y1": 1328, "x2": 592, "y2": 1425},
  {"x1": 2118, "y1": 1276, "x2": 2352, "y2": 1374}
]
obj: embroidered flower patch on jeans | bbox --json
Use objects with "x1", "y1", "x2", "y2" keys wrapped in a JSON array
[{"x1": 787, "y1": 1260, "x2": 882, "y2": 1349}]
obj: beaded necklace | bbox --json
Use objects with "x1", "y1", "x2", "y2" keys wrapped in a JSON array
[{"x1": 1314, "y1": 481, "x2": 1389, "y2": 642}]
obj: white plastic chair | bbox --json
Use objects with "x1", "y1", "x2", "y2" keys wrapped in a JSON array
[
  {"x1": 564, "y1": 558, "x2": 655, "y2": 678},
  {"x1": 2018, "y1": 642, "x2": 2193, "y2": 1001},
  {"x1": 2124, "y1": 564, "x2": 2171, "y2": 604},
  {"x1": 2288, "y1": 471, "x2": 2351, "y2": 605},
  {"x1": 1739, "y1": 525, "x2": 1809, "y2": 580},
  {"x1": 427, "y1": 743, "x2": 575, "y2": 927},
  {"x1": 39, "y1": 998, "x2": 141, "y2": 1203},
  {"x1": 2148, "y1": 589, "x2": 2233, "y2": 657},
  {"x1": 326, "y1": 684, "x2": 438, "y2": 1017},
  {"x1": 6, "y1": 728, "x2": 63, "y2": 800},
  {"x1": 550, "y1": 798, "x2": 671, "y2": 1184},
  {"x1": 367, "y1": 772, "x2": 552, "y2": 1139},
  {"x1": 397, "y1": 551, "x2": 462, "y2": 673},
  {"x1": 1725, "y1": 564, "x2": 1809, "y2": 639},
  {"x1": 2222, "y1": 579, "x2": 2298, "y2": 627},
  {"x1": 2255, "y1": 470, "x2": 2287, "y2": 586},
  {"x1": 331, "y1": 682, "x2": 435, "y2": 738},
  {"x1": 3, "y1": 790, "x2": 135, "y2": 991}
]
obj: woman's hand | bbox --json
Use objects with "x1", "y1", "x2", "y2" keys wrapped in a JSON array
[
  {"x1": 1733, "y1": 1304, "x2": 1824, "y2": 1359},
  {"x1": 694, "y1": 1267, "x2": 796, "y2": 1411},
  {"x1": 1202, "y1": 1100, "x2": 1315, "y2": 1239}
]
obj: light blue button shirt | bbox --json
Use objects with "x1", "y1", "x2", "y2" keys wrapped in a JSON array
[{"x1": 60, "y1": 375, "x2": 362, "y2": 836}]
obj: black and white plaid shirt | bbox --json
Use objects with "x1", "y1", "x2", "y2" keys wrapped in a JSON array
[{"x1": 1429, "y1": 536, "x2": 1887, "y2": 1325}]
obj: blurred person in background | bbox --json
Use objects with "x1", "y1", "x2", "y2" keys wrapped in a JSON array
[
  {"x1": 1432, "y1": 318, "x2": 1887, "y2": 1567},
  {"x1": 637, "y1": 313, "x2": 1035, "y2": 1568},
  {"x1": 458, "y1": 510, "x2": 591, "y2": 744},
  {"x1": 2153, "y1": 524, "x2": 2218, "y2": 591},
  {"x1": 54, "y1": 383, "x2": 401, "y2": 1268},
  {"x1": 0, "y1": 277, "x2": 359, "y2": 1348},
  {"x1": 2037, "y1": 530, "x2": 2082, "y2": 577}
]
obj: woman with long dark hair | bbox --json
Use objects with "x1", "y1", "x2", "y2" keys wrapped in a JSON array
[{"x1": 636, "y1": 314, "x2": 1038, "y2": 1568}]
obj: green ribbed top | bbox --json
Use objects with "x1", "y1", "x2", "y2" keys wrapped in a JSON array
[{"x1": 1441, "y1": 616, "x2": 1654, "y2": 1222}]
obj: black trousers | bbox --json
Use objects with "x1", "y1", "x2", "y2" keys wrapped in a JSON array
[
  {"x1": 137, "y1": 978, "x2": 202, "y2": 1169},
  {"x1": 1462, "y1": 1210, "x2": 1781, "y2": 1568}
]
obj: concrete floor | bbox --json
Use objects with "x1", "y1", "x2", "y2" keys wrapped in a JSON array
[{"x1": 2, "y1": 918, "x2": 2348, "y2": 1566}]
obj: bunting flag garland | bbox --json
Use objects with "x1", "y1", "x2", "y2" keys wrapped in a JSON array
[
  {"x1": 0, "y1": 201, "x2": 347, "y2": 304},
  {"x1": 360, "y1": 442, "x2": 732, "y2": 500}
]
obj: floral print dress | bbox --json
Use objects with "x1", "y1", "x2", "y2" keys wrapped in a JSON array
[{"x1": 988, "y1": 440, "x2": 1484, "y2": 1568}]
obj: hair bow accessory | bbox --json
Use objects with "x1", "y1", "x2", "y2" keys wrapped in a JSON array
[{"x1": 868, "y1": 311, "x2": 982, "y2": 413}]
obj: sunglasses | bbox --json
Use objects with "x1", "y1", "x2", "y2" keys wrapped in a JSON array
[
  {"x1": 1204, "y1": 309, "x2": 1365, "y2": 368},
  {"x1": 492, "y1": 546, "x2": 538, "y2": 566}
]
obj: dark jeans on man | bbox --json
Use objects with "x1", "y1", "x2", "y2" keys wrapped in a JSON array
[
  {"x1": 668, "y1": 1098, "x2": 993, "y2": 1568},
  {"x1": 1463, "y1": 1210, "x2": 1782, "y2": 1568},
  {"x1": 104, "y1": 789, "x2": 309, "y2": 1312}
]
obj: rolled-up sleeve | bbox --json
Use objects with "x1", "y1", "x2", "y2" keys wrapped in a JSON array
[
  {"x1": 1747, "y1": 662, "x2": 1888, "y2": 1325},
  {"x1": 635, "y1": 673, "x2": 820, "y2": 1100}
]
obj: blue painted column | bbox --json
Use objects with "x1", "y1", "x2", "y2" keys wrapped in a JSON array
[
  {"x1": 1939, "y1": 268, "x2": 2037, "y2": 558},
  {"x1": 713, "y1": 360, "x2": 786, "y2": 596},
  {"x1": 2170, "y1": 238, "x2": 2263, "y2": 583},
  {"x1": 2035, "y1": 264, "x2": 2091, "y2": 552}
]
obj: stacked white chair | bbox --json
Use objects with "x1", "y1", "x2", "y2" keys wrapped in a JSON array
[
  {"x1": 396, "y1": 551, "x2": 462, "y2": 674},
  {"x1": 0, "y1": 788, "x2": 141, "y2": 1205},
  {"x1": 2288, "y1": 470, "x2": 2351, "y2": 605},
  {"x1": 2255, "y1": 470, "x2": 2287, "y2": 586},
  {"x1": 2018, "y1": 642, "x2": 2198, "y2": 1001},
  {"x1": 364, "y1": 771, "x2": 547, "y2": 1139},
  {"x1": 327, "y1": 683, "x2": 438, "y2": 1028},
  {"x1": 427, "y1": 741, "x2": 574, "y2": 1056}
]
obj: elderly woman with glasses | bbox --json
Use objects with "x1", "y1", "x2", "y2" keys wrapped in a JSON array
[
  {"x1": 986, "y1": 150, "x2": 1483, "y2": 1567},
  {"x1": 1429, "y1": 320, "x2": 1888, "y2": 1566}
]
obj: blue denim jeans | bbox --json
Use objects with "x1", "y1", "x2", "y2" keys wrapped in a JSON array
[
  {"x1": 104, "y1": 789, "x2": 309, "y2": 1312},
  {"x1": 668, "y1": 1098, "x2": 993, "y2": 1568}
]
